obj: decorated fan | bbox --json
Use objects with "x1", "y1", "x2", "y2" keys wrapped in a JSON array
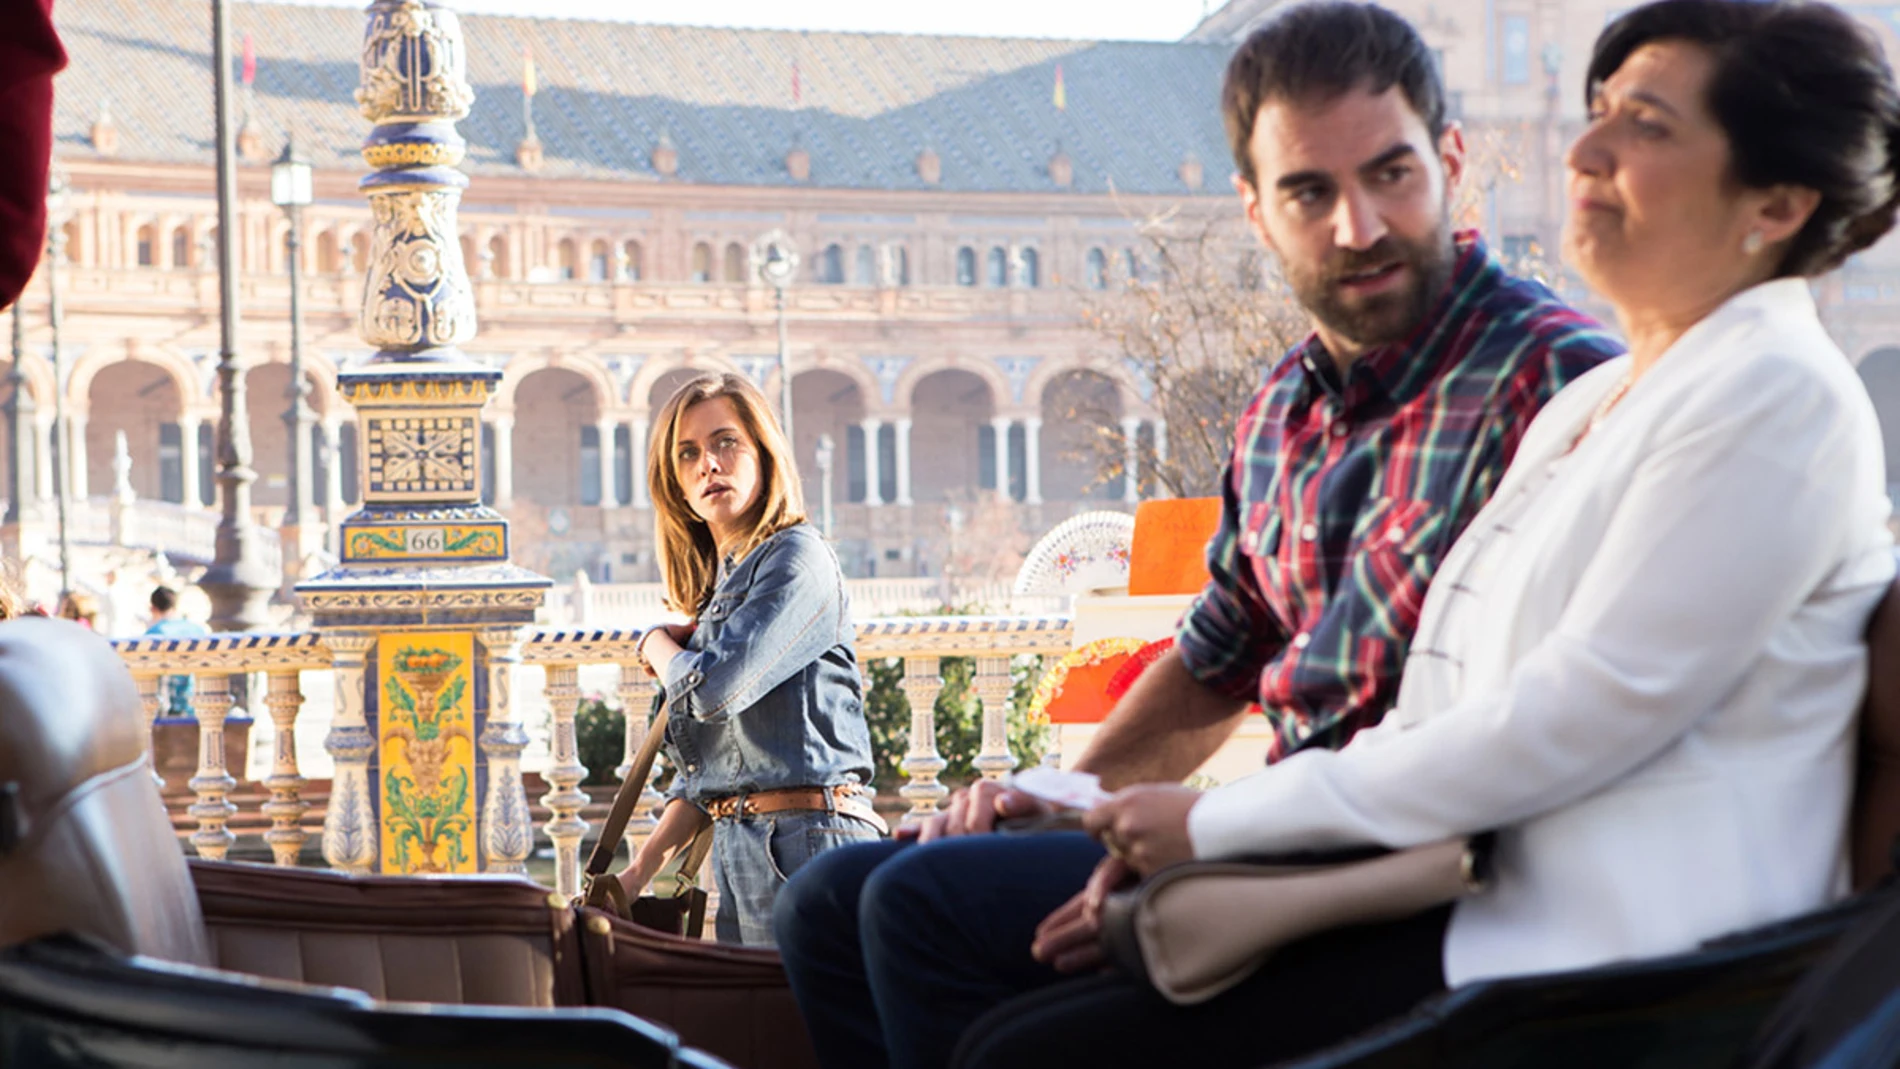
[
  {"x1": 1012, "y1": 511, "x2": 1136, "y2": 597},
  {"x1": 1028, "y1": 637, "x2": 1148, "y2": 724}
]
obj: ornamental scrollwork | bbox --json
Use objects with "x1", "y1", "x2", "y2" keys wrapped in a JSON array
[
  {"x1": 362, "y1": 189, "x2": 475, "y2": 349},
  {"x1": 356, "y1": 0, "x2": 474, "y2": 124}
]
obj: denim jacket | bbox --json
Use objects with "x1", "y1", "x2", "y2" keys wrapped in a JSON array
[{"x1": 658, "y1": 522, "x2": 875, "y2": 805}]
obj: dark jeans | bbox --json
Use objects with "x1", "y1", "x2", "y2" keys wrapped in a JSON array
[
  {"x1": 771, "y1": 830, "x2": 1106, "y2": 1069},
  {"x1": 951, "y1": 904, "x2": 1451, "y2": 1069}
]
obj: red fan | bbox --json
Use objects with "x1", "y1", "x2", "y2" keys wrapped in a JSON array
[{"x1": 1106, "y1": 637, "x2": 1174, "y2": 700}]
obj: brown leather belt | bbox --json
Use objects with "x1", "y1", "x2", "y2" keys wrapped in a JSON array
[{"x1": 703, "y1": 785, "x2": 888, "y2": 834}]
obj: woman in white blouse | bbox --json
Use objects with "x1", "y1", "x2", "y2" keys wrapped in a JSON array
[{"x1": 956, "y1": 2, "x2": 1900, "y2": 1066}]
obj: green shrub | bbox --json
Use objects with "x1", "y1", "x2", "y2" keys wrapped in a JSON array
[{"x1": 576, "y1": 694, "x2": 628, "y2": 786}]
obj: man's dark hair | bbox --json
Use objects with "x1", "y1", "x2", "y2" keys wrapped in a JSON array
[
  {"x1": 150, "y1": 586, "x2": 177, "y2": 614},
  {"x1": 1588, "y1": 0, "x2": 1900, "y2": 277},
  {"x1": 1221, "y1": 1, "x2": 1448, "y2": 189}
]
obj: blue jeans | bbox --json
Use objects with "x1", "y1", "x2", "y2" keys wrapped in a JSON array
[
  {"x1": 712, "y1": 810, "x2": 881, "y2": 946},
  {"x1": 771, "y1": 831, "x2": 1106, "y2": 1069}
]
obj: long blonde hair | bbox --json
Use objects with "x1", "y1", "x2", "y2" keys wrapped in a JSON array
[{"x1": 648, "y1": 373, "x2": 807, "y2": 614}]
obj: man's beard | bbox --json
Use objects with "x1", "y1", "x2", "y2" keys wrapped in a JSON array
[{"x1": 1284, "y1": 223, "x2": 1456, "y2": 356}]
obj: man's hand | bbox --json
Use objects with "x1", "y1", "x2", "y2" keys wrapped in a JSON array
[
  {"x1": 1082, "y1": 784, "x2": 1200, "y2": 877},
  {"x1": 896, "y1": 779, "x2": 1052, "y2": 843},
  {"x1": 1030, "y1": 855, "x2": 1135, "y2": 973}
]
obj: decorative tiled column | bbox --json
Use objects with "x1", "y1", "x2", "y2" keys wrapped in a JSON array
[{"x1": 298, "y1": 0, "x2": 549, "y2": 877}]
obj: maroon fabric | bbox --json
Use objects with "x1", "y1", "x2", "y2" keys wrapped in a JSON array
[{"x1": 0, "y1": 0, "x2": 65, "y2": 312}]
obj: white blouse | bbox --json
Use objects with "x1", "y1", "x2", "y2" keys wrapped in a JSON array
[{"x1": 1187, "y1": 278, "x2": 1896, "y2": 985}]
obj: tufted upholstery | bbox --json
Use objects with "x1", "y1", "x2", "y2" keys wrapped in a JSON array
[
  {"x1": 190, "y1": 859, "x2": 587, "y2": 1006},
  {"x1": 0, "y1": 616, "x2": 210, "y2": 967},
  {"x1": 1854, "y1": 577, "x2": 1900, "y2": 891}
]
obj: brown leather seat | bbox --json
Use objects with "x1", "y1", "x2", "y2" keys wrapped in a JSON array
[
  {"x1": 191, "y1": 859, "x2": 586, "y2": 1007},
  {"x1": 1854, "y1": 576, "x2": 1900, "y2": 890},
  {"x1": 0, "y1": 616, "x2": 211, "y2": 967}
]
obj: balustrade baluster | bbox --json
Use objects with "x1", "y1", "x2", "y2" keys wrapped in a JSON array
[
  {"x1": 478, "y1": 627, "x2": 534, "y2": 875},
  {"x1": 321, "y1": 632, "x2": 378, "y2": 874},
  {"x1": 616, "y1": 663, "x2": 663, "y2": 855},
  {"x1": 260, "y1": 670, "x2": 309, "y2": 866},
  {"x1": 898, "y1": 655, "x2": 947, "y2": 820},
  {"x1": 542, "y1": 664, "x2": 590, "y2": 899},
  {"x1": 971, "y1": 655, "x2": 1018, "y2": 781},
  {"x1": 133, "y1": 673, "x2": 163, "y2": 788},
  {"x1": 187, "y1": 671, "x2": 238, "y2": 860}
]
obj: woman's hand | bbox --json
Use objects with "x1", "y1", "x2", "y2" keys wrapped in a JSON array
[
  {"x1": 1031, "y1": 853, "x2": 1136, "y2": 973},
  {"x1": 638, "y1": 622, "x2": 695, "y2": 679},
  {"x1": 1081, "y1": 784, "x2": 1201, "y2": 877}
]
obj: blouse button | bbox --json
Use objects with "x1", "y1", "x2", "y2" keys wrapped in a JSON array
[{"x1": 1300, "y1": 523, "x2": 1319, "y2": 542}]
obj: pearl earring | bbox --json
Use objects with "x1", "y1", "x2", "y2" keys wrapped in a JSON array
[{"x1": 1742, "y1": 230, "x2": 1765, "y2": 255}]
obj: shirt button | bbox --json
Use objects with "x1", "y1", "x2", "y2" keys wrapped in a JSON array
[
  {"x1": 687, "y1": 763, "x2": 699, "y2": 773},
  {"x1": 1332, "y1": 422, "x2": 1349, "y2": 437},
  {"x1": 1386, "y1": 526, "x2": 1405, "y2": 544},
  {"x1": 1291, "y1": 632, "x2": 1311, "y2": 650},
  {"x1": 1301, "y1": 523, "x2": 1318, "y2": 542}
]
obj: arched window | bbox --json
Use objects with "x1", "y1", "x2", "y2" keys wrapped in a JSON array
[
  {"x1": 691, "y1": 241, "x2": 713, "y2": 283},
  {"x1": 60, "y1": 221, "x2": 80, "y2": 264},
  {"x1": 854, "y1": 245, "x2": 876, "y2": 286},
  {"x1": 723, "y1": 241, "x2": 747, "y2": 283},
  {"x1": 136, "y1": 224, "x2": 156, "y2": 267},
  {"x1": 461, "y1": 235, "x2": 479, "y2": 277},
  {"x1": 986, "y1": 246, "x2": 1008, "y2": 287},
  {"x1": 819, "y1": 243, "x2": 844, "y2": 284},
  {"x1": 621, "y1": 239, "x2": 643, "y2": 281},
  {"x1": 486, "y1": 234, "x2": 508, "y2": 279},
  {"x1": 890, "y1": 244, "x2": 911, "y2": 286},
  {"x1": 557, "y1": 238, "x2": 579, "y2": 281},
  {"x1": 1019, "y1": 247, "x2": 1040, "y2": 288},
  {"x1": 1085, "y1": 247, "x2": 1107, "y2": 290},
  {"x1": 588, "y1": 240, "x2": 611, "y2": 282},
  {"x1": 171, "y1": 226, "x2": 191, "y2": 269},
  {"x1": 955, "y1": 246, "x2": 977, "y2": 287},
  {"x1": 1121, "y1": 247, "x2": 1141, "y2": 284},
  {"x1": 315, "y1": 230, "x2": 339, "y2": 274}
]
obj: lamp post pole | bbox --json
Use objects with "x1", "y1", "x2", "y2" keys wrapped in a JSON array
[
  {"x1": 201, "y1": 0, "x2": 279, "y2": 630},
  {"x1": 273, "y1": 133, "x2": 315, "y2": 537},
  {"x1": 44, "y1": 173, "x2": 71, "y2": 599},
  {"x1": 752, "y1": 231, "x2": 799, "y2": 442},
  {"x1": 6, "y1": 299, "x2": 35, "y2": 529}
]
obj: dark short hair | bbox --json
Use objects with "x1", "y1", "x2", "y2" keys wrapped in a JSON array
[
  {"x1": 150, "y1": 586, "x2": 177, "y2": 613},
  {"x1": 1588, "y1": 0, "x2": 1900, "y2": 276},
  {"x1": 1221, "y1": 1, "x2": 1448, "y2": 189}
]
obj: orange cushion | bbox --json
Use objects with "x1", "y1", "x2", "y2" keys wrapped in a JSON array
[{"x1": 1128, "y1": 498, "x2": 1222, "y2": 596}]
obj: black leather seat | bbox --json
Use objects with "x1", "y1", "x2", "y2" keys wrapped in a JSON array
[{"x1": 1274, "y1": 577, "x2": 1900, "y2": 1069}]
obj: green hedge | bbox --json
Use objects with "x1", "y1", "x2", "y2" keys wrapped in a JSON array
[{"x1": 574, "y1": 655, "x2": 1049, "y2": 791}]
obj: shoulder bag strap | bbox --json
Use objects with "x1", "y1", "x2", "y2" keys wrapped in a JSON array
[{"x1": 584, "y1": 691, "x2": 670, "y2": 884}]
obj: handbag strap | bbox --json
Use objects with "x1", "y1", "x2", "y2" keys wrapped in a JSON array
[{"x1": 584, "y1": 692, "x2": 670, "y2": 882}]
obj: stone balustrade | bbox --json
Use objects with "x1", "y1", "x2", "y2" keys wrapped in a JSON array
[{"x1": 111, "y1": 613, "x2": 1072, "y2": 895}]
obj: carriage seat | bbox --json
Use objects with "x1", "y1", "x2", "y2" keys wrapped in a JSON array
[
  {"x1": 1853, "y1": 575, "x2": 1900, "y2": 890},
  {"x1": 0, "y1": 616, "x2": 211, "y2": 968}
]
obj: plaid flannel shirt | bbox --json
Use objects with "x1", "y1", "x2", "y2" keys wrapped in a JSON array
[{"x1": 1177, "y1": 233, "x2": 1623, "y2": 762}]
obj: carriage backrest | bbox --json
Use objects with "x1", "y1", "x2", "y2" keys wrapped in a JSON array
[
  {"x1": 1854, "y1": 577, "x2": 1900, "y2": 890},
  {"x1": 0, "y1": 616, "x2": 211, "y2": 966}
]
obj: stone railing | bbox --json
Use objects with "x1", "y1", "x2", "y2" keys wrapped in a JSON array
[
  {"x1": 113, "y1": 614, "x2": 1072, "y2": 897},
  {"x1": 544, "y1": 576, "x2": 1065, "y2": 627}
]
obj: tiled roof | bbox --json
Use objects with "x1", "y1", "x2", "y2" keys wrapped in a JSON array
[{"x1": 52, "y1": 0, "x2": 1235, "y2": 195}]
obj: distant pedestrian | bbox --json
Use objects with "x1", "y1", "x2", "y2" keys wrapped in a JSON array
[{"x1": 143, "y1": 586, "x2": 207, "y2": 716}]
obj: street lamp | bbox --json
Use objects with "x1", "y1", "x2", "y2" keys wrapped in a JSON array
[
  {"x1": 199, "y1": 0, "x2": 279, "y2": 630},
  {"x1": 814, "y1": 432, "x2": 834, "y2": 538},
  {"x1": 44, "y1": 169, "x2": 72, "y2": 599},
  {"x1": 271, "y1": 132, "x2": 315, "y2": 537},
  {"x1": 752, "y1": 230, "x2": 799, "y2": 445}
]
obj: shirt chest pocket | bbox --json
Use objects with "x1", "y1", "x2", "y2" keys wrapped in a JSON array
[
  {"x1": 1243, "y1": 504, "x2": 1286, "y2": 613},
  {"x1": 1348, "y1": 497, "x2": 1448, "y2": 640},
  {"x1": 697, "y1": 590, "x2": 745, "y2": 640}
]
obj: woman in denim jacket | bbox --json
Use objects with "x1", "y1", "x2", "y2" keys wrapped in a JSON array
[{"x1": 616, "y1": 372, "x2": 883, "y2": 945}]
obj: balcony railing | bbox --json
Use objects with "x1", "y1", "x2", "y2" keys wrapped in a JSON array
[
  {"x1": 46, "y1": 266, "x2": 1085, "y2": 330},
  {"x1": 112, "y1": 613, "x2": 1072, "y2": 897}
]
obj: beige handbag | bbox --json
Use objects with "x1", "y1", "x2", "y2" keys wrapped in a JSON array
[{"x1": 1099, "y1": 836, "x2": 1494, "y2": 1006}]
